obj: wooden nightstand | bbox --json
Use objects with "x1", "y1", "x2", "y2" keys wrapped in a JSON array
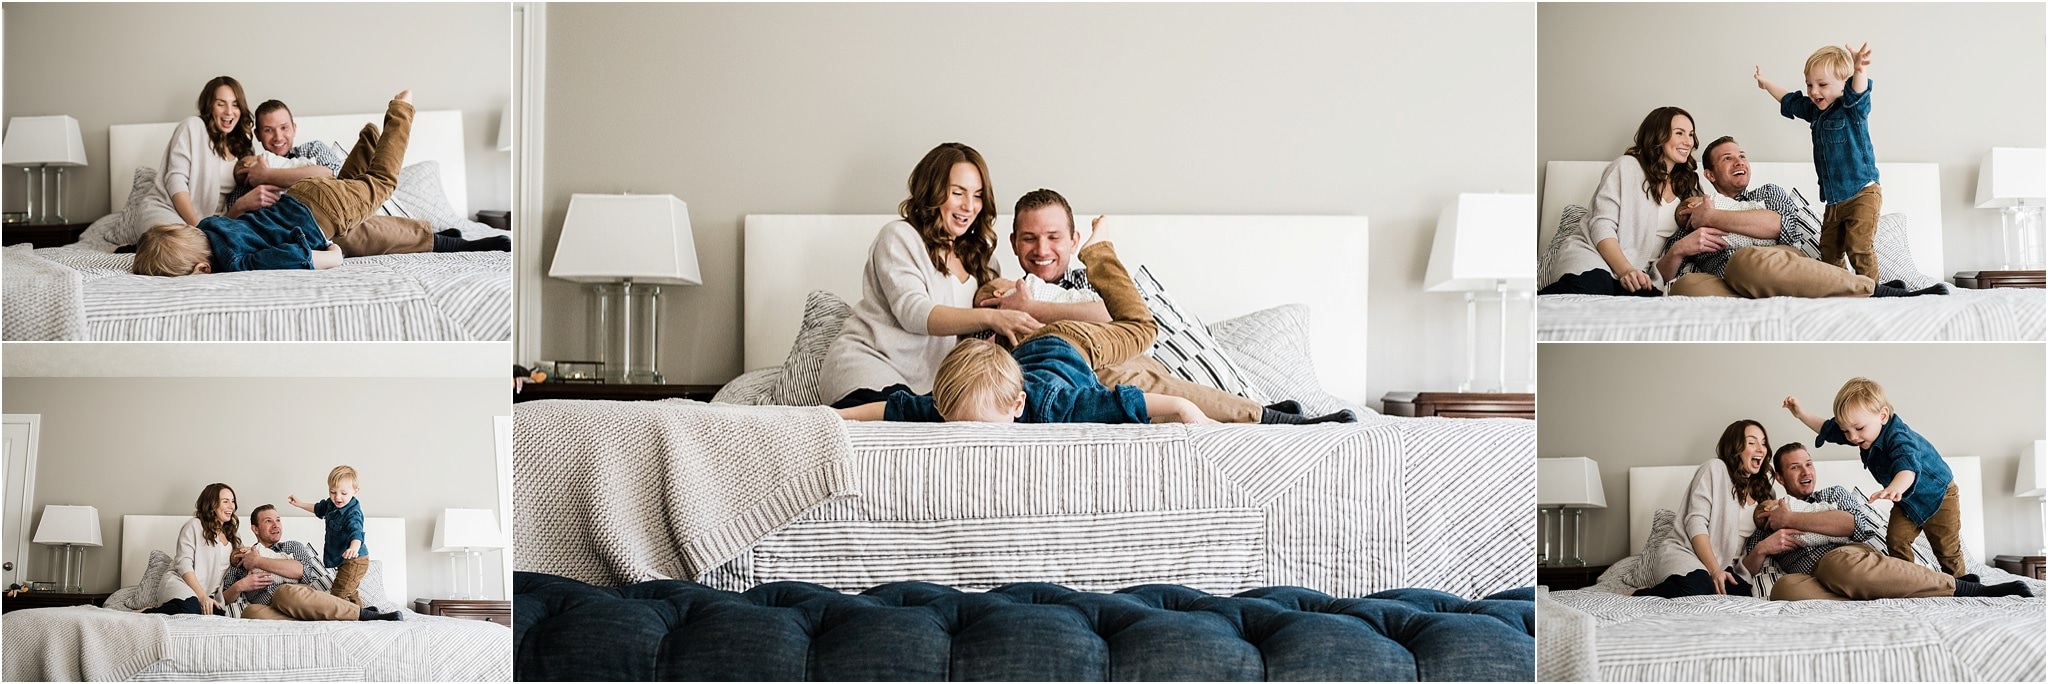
[
  {"x1": 514, "y1": 381, "x2": 724, "y2": 403},
  {"x1": 2, "y1": 220, "x2": 92, "y2": 248},
  {"x1": 474, "y1": 210, "x2": 510, "y2": 231},
  {"x1": 414, "y1": 598, "x2": 511, "y2": 625},
  {"x1": 2, "y1": 591, "x2": 112, "y2": 613},
  {"x1": 1953, "y1": 270, "x2": 2045, "y2": 289},
  {"x1": 1381, "y1": 391, "x2": 1534, "y2": 419},
  {"x1": 1993, "y1": 554, "x2": 2046, "y2": 580},
  {"x1": 1537, "y1": 564, "x2": 1612, "y2": 591}
]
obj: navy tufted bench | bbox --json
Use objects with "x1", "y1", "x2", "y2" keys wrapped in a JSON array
[{"x1": 514, "y1": 572, "x2": 1534, "y2": 681}]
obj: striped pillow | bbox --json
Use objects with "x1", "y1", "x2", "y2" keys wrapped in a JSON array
[
  {"x1": 1131, "y1": 266, "x2": 1270, "y2": 403},
  {"x1": 771, "y1": 290, "x2": 854, "y2": 406},
  {"x1": 377, "y1": 161, "x2": 464, "y2": 232}
]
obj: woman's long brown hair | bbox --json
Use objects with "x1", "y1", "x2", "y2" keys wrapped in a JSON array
[
  {"x1": 195, "y1": 76, "x2": 254, "y2": 161},
  {"x1": 1715, "y1": 420, "x2": 1776, "y2": 506},
  {"x1": 1623, "y1": 106, "x2": 1703, "y2": 204},
  {"x1": 194, "y1": 482, "x2": 240, "y2": 547},
  {"x1": 898, "y1": 142, "x2": 1000, "y2": 287}
]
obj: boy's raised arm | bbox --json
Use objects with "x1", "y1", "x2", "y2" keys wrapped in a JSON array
[
  {"x1": 1782, "y1": 396, "x2": 1825, "y2": 433},
  {"x1": 1847, "y1": 42, "x2": 1871, "y2": 93},
  {"x1": 286, "y1": 494, "x2": 317, "y2": 514},
  {"x1": 1754, "y1": 66, "x2": 1790, "y2": 101}
]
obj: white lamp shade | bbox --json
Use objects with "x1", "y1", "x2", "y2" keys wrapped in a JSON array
[
  {"x1": 3, "y1": 116, "x2": 89, "y2": 167},
  {"x1": 1975, "y1": 147, "x2": 2046, "y2": 208},
  {"x1": 1538, "y1": 457, "x2": 1607, "y2": 509},
  {"x1": 495, "y1": 104, "x2": 512, "y2": 153},
  {"x1": 1425, "y1": 192, "x2": 1538, "y2": 292},
  {"x1": 2018, "y1": 440, "x2": 2047, "y2": 498},
  {"x1": 549, "y1": 194, "x2": 701, "y2": 285},
  {"x1": 32, "y1": 505, "x2": 102, "y2": 546},
  {"x1": 432, "y1": 508, "x2": 505, "y2": 552}
]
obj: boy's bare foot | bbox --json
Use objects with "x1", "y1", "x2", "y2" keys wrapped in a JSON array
[
  {"x1": 1084, "y1": 215, "x2": 1111, "y2": 248},
  {"x1": 393, "y1": 89, "x2": 412, "y2": 105}
]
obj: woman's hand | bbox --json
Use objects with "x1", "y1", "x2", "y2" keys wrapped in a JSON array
[
  {"x1": 1670, "y1": 227, "x2": 1729, "y2": 258},
  {"x1": 1615, "y1": 268, "x2": 1654, "y2": 292},
  {"x1": 197, "y1": 595, "x2": 218, "y2": 616},
  {"x1": 1709, "y1": 567, "x2": 1736, "y2": 595},
  {"x1": 981, "y1": 308, "x2": 1042, "y2": 344}
]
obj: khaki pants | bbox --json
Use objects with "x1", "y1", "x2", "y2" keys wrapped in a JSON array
[
  {"x1": 241, "y1": 583, "x2": 363, "y2": 621},
  {"x1": 1887, "y1": 482, "x2": 1967, "y2": 577},
  {"x1": 1097, "y1": 356, "x2": 1263, "y2": 424},
  {"x1": 283, "y1": 99, "x2": 433, "y2": 256},
  {"x1": 1820, "y1": 183, "x2": 1882, "y2": 280},
  {"x1": 1024, "y1": 242, "x2": 1156, "y2": 372},
  {"x1": 1770, "y1": 544, "x2": 1956, "y2": 600},
  {"x1": 1667, "y1": 246, "x2": 1875, "y2": 298},
  {"x1": 330, "y1": 555, "x2": 373, "y2": 607}
]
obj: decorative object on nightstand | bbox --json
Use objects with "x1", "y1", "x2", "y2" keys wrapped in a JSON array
[
  {"x1": 3, "y1": 590, "x2": 112, "y2": 613},
  {"x1": 32, "y1": 505, "x2": 100, "y2": 593},
  {"x1": 1536, "y1": 563, "x2": 1613, "y2": 592},
  {"x1": 1976, "y1": 147, "x2": 2045, "y2": 270},
  {"x1": 2018, "y1": 440, "x2": 2046, "y2": 555},
  {"x1": 413, "y1": 598, "x2": 511, "y2": 625},
  {"x1": 2, "y1": 115, "x2": 88, "y2": 224},
  {"x1": 549, "y1": 194, "x2": 700, "y2": 385},
  {"x1": 1425, "y1": 193, "x2": 1537, "y2": 393},
  {"x1": 1380, "y1": 391, "x2": 1533, "y2": 419},
  {"x1": 432, "y1": 508, "x2": 504, "y2": 600},
  {"x1": 1537, "y1": 458, "x2": 1605, "y2": 567}
]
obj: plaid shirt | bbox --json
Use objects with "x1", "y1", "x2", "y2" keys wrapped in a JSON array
[
  {"x1": 1781, "y1": 79, "x2": 1879, "y2": 205},
  {"x1": 1665, "y1": 183, "x2": 1823, "y2": 277},
  {"x1": 220, "y1": 539, "x2": 330, "y2": 606},
  {"x1": 1743, "y1": 485, "x2": 1881, "y2": 576}
]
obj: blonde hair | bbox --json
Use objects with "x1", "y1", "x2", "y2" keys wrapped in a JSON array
[
  {"x1": 132, "y1": 224, "x2": 211, "y2": 276},
  {"x1": 1805, "y1": 45, "x2": 1853, "y2": 81},
  {"x1": 1831, "y1": 377, "x2": 1890, "y2": 418},
  {"x1": 932, "y1": 338, "x2": 1023, "y2": 420},
  {"x1": 328, "y1": 465, "x2": 359, "y2": 489}
]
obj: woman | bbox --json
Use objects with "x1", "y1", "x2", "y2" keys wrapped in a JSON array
[
  {"x1": 124, "y1": 77, "x2": 255, "y2": 240},
  {"x1": 1635, "y1": 420, "x2": 1777, "y2": 598},
  {"x1": 1539, "y1": 106, "x2": 1712, "y2": 296},
  {"x1": 143, "y1": 483, "x2": 240, "y2": 616},
  {"x1": 819, "y1": 143, "x2": 1040, "y2": 406}
]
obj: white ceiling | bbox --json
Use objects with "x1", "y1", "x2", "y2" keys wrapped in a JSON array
[{"x1": 2, "y1": 343, "x2": 508, "y2": 378}]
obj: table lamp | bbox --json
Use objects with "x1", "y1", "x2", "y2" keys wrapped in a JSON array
[
  {"x1": 2019, "y1": 440, "x2": 2046, "y2": 555},
  {"x1": 548, "y1": 194, "x2": 700, "y2": 384},
  {"x1": 33, "y1": 505, "x2": 102, "y2": 593},
  {"x1": 1975, "y1": 147, "x2": 2046, "y2": 270},
  {"x1": 3, "y1": 116, "x2": 89, "y2": 224},
  {"x1": 1425, "y1": 193, "x2": 1537, "y2": 392},
  {"x1": 1538, "y1": 457, "x2": 1606, "y2": 567},
  {"x1": 432, "y1": 508, "x2": 505, "y2": 599}
]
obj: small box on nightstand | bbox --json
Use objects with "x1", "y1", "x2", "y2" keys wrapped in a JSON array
[{"x1": 414, "y1": 598, "x2": 511, "y2": 625}]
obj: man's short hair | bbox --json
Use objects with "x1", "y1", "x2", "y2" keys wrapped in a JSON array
[
  {"x1": 328, "y1": 465, "x2": 359, "y2": 489},
  {"x1": 254, "y1": 99, "x2": 293, "y2": 123},
  {"x1": 1701, "y1": 136, "x2": 1738, "y2": 169},
  {"x1": 1013, "y1": 189, "x2": 1075, "y2": 236},
  {"x1": 1804, "y1": 45, "x2": 1853, "y2": 81},
  {"x1": 931, "y1": 338, "x2": 1024, "y2": 420},
  {"x1": 249, "y1": 503, "x2": 278, "y2": 527},
  {"x1": 1770, "y1": 442, "x2": 1808, "y2": 478},
  {"x1": 1831, "y1": 377, "x2": 1890, "y2": 418}
]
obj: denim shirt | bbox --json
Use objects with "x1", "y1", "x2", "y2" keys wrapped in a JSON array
[
  {"x1": 883, "y1": 336, "x2": 1150, "y2": 424},
  {"x1": 1780, "y1": 79, "x2": 1878, "y2": 205},
  {"x1": 311, "y1": 497, "x2": 371, "y2": 568},
  {"x1": 196, "y1": 195, "x2": 328, "y2": 272},
  {"x1": 1816, "y1": 413, "x2": 1952, "y2": 526}
]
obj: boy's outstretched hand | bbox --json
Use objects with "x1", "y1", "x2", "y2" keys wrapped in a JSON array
[
  {"x1": 1782, "y1": 395, "x2": 1802, "y2": 413},
  {"x1": 1753, "y1": 66, "x2": 1770, "y2": 91},
  {"x1": 1846, "y1": 42, "x2": 1872, "y2": 75}
]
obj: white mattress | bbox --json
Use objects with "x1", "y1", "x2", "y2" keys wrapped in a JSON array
[{"x1": 1537, "y1": 288, "x2": 2046, "y2": 341}]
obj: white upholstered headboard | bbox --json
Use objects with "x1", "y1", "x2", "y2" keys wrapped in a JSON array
[
  {"x1": 1540, "y1": 161, "x2": 1943, "y2": 279},
  {"x1": 742, "y1": 214, "x2": 1372, "y2": 403},
  {"x1": 120, "y1": 514, "x2": 409, "y2": 605},
  {"x1": 1627, "y1": 456, "x2": 1984, "y2": 565},
  {"x1": 108, "y1": 109, "x2": 469, "y2": 218}
]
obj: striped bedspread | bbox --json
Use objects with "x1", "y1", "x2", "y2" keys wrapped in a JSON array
[
  {"x1": 1539, "y1": 568, "x2": 2047, "y2": 682},
  {"x1": 3, "y1": 246, "x2": 509, "y2": 341},
  {"x1": 671, "y1": 414, "x2": 1533, "y2": 599},
  {"x1": 4, "y1": 608, "x2": 509, "y2": 682},
  {"x1": 1537, "y1": 288, "x2": 2045, "y2": 341}
]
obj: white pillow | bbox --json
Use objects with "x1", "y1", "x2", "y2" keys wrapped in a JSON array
[
  {"x1": 74, "y1": 167, "x2": 160, "y2": 251},
  {"x1": 1871, "y1": 213, "x2": 1941, "y2": 290},
  {"x1": 356, "y1": 559, "x2": 398, "y2": 612},
  {"x1": 378, "y1": 161, "x2": 465, "y2": 233},
  {"x1": 1208, "y1": 304, "x2": 1374, "y2": 417}
]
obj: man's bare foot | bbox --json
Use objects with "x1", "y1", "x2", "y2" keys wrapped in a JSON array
[{"x1": 393, "y1": 89, "x2": 412, "y2": 105}]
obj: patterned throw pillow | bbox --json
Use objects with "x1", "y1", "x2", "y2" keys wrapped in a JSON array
[
  {"x1": 74, "y1": 167, "x2": 163, "y2": 251},
  {"x1": 378, "y1": 161, "x2": 465, "y2": 232},
  {"x1": 1871, "y1": 213, "x2": 1941, "y2": 290},
  {"x1": 358, "y1": 559, "x2": 398, "y2": 612},
  {"x1": 139, "y1": 549, "x2": 176, "y2": 605},
  {"x1": 1209, "y1": 304, "x2": 1373, "y2": 417},
  {"x1": 1538, "y1": 204, "x2": 1587, "y2": 284},
  {"x1": 1130, "y1": 266, "x2": 1270, "y2": 403},
  {"x1": 1616, "y1": 509, "x2": 1679, "y2": 589},
  {"x1": 772, "y1": 291, "x2": 854, "y2": 406}
]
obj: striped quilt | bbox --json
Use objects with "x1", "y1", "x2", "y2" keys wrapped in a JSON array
[
  {"x1": 1539, "y1": 567, "x2": 2047, "y2": 682},
  {"x1": 5, "y1": 608, "x2": 509, "y2": 682},
  {"x1": 516, "y1": 401, "x2": 1533, "y2": 599},
  {"x1": 1537, "y1": 288, "x2": 2046, "y2": 341},
  {"x1": 3, "y1": 246, "x2": 509, "y2": 341}
]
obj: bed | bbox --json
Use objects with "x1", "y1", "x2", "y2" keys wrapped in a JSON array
[
  {"x1": 1536, "y1": 160, "x2": 2046, "y2": 341},
  {"x1": 1, "y1": 514, "x2": 510, "y2": 682},
  {"x1": 1536, "y1": 456, "x2": 2046, "y2": 682},
  {"x1": 2, "y1": 110, "x2": 511, "y2": 341},
  {"x1": 513, "y1": 213, "x2": 1535, "y2": 603}
]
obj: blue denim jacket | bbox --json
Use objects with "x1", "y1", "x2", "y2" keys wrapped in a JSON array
[
  {"x1": 311, "y1": 497, "x2": 370, "y2": 568},
  {"x1": 883, "y1": 336, "x2": 1150, "y2": 424},
  {"x1": 1816, "y1": 413, "x2": 1952, "y2": 526},
  {"x1": 1780, "y1": 79, "x2": 1879, "y2": 205},
  {"x1": 196, "y1": 195, "x2": 328, "y2": 272}
]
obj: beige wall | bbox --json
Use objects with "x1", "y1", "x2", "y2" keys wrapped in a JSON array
[
  {"x1": 3, "y1": 377, "x2": 509, "y2": 602},
  {"x1": 1538, "y1": 343, "x2": 2046, "y2": 565},
  {"x1": 1538, "y1": 3, "x2": 2046, "y2": 274},
  {"x1": 537, "y1": 2, "x2": 1537, "y2": 405},
  {"x1": 1, "y1": 3, "x2": 512, "y2": 219}
]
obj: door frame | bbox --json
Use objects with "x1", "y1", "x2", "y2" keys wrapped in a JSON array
[{"x1": 4, "y1": 414, "x2": 43, "y2": 587}]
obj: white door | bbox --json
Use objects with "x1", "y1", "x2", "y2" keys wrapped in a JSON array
[{"x1": 4, "y1": 415, "x2": 42, "y2": 587}]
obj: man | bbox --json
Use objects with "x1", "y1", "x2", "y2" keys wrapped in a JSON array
[
  {"x1": 228, "y1": 99, "x2": 473, "y2": 253},
  {"x1": 1665, "y1": 137, "x2": 1941, "y2": 298},
  {"x1": 974, "y1": 189, "x2": 1351, "y2": 425},
  {"x1": 224, "y1": 504, "x2": 401, "y2": 621},
  {"x1": 1741, "y1": 445, "x2": 2031, "y2": 600}
]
